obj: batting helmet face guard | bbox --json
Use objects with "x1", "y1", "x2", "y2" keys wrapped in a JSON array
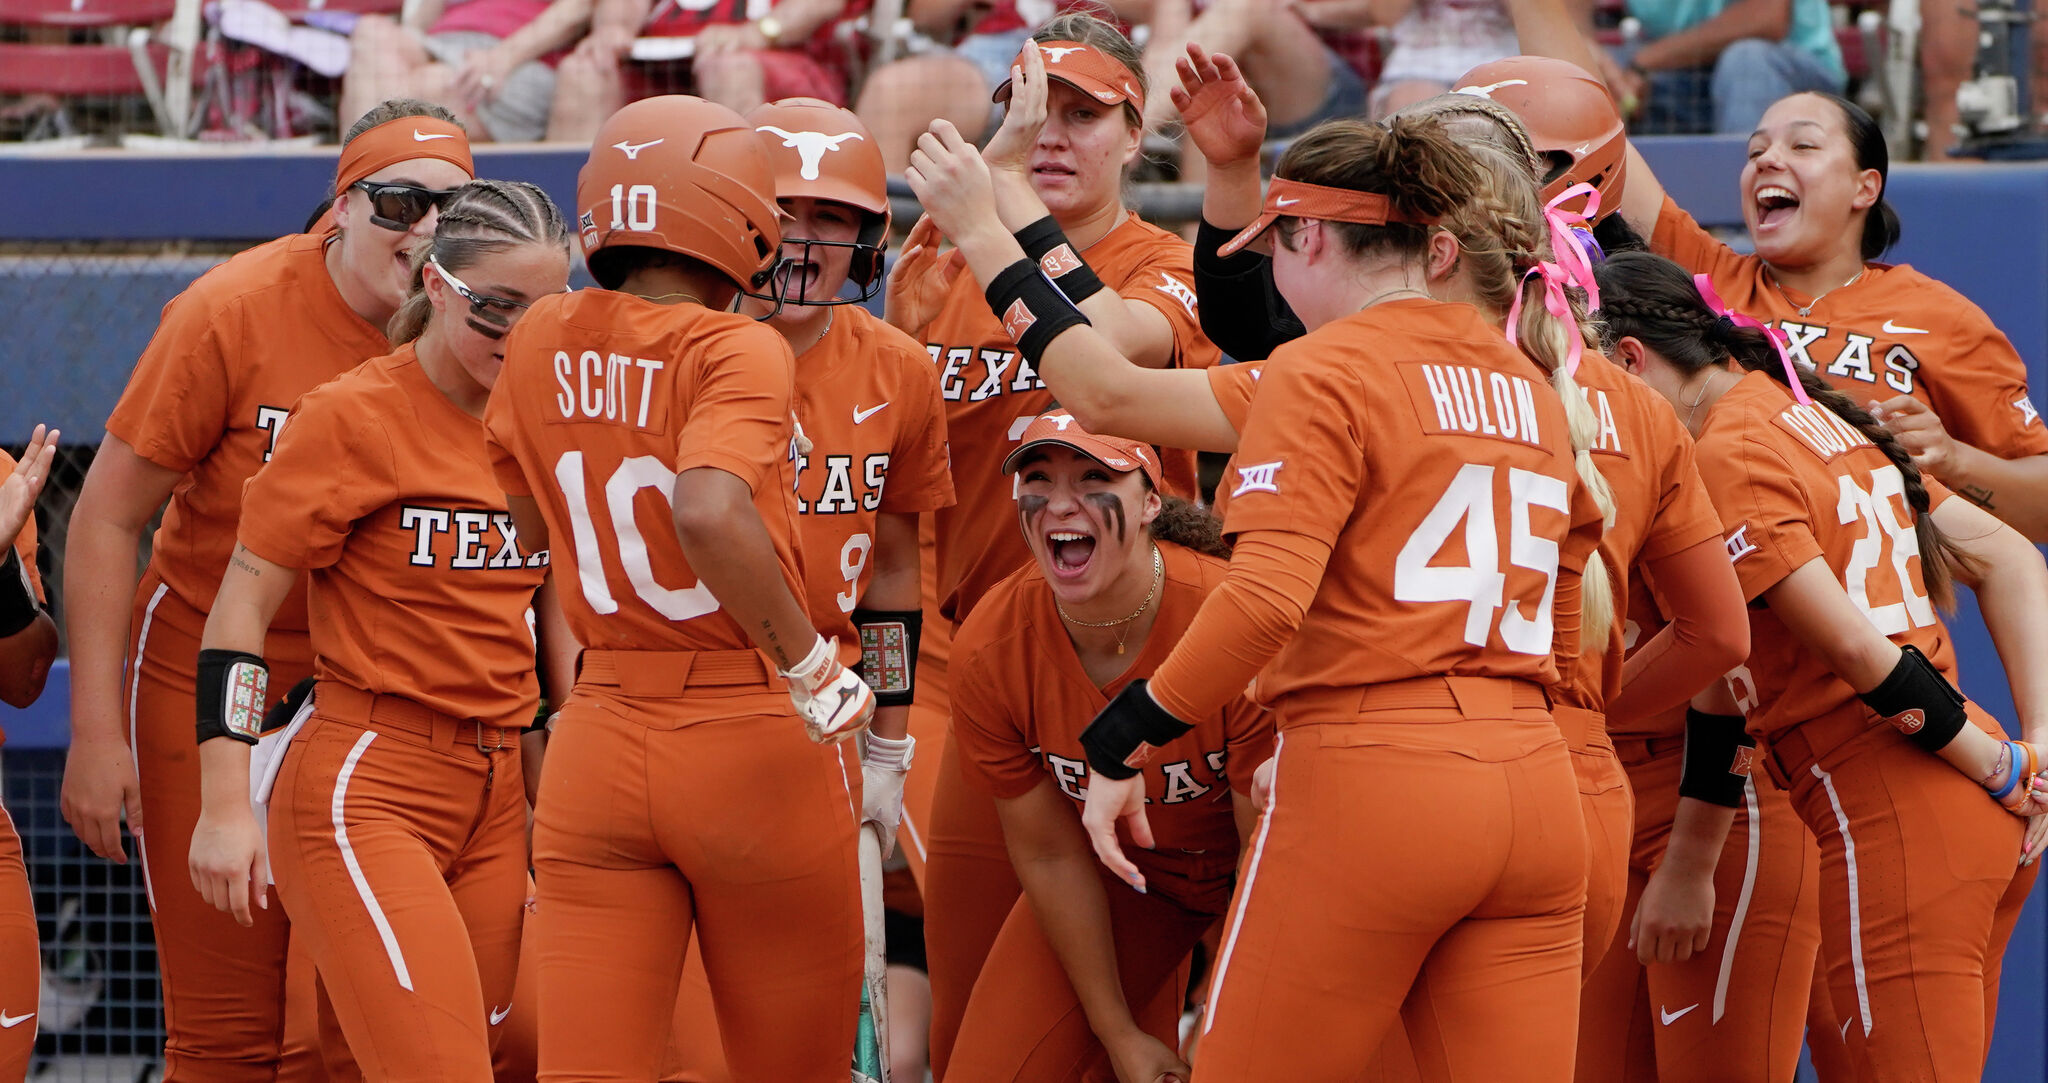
[
  {"x1": 1453, "y1": 56, "x2": 1628, "y2": 222},
  {"x1": 577, "y1": 95, "x2": 784, "y2": 292},
  {"x1": 746, "y1": 97, "x2": 892, "y2": 305}
]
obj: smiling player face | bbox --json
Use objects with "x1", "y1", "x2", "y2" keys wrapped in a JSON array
[{"x1": 1013, "y1": 445, "x2": 1161, "y2": 609}]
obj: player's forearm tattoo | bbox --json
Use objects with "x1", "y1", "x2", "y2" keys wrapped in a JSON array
[
  {"x1": 231, "y1": 553, "x2": 262, "y2": 577},
  {"x1": 762, "y1": 620, "x2": 791, "y2": 668},
  {"x1": 1962, "y1": 485, "x2": 1996, "y2": 510}
]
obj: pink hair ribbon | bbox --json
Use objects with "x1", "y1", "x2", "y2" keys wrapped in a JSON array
[
  {"x1": 1692, "y1": 274, "x2": 1812, "y2": 405},
  {"x1": 1504, "y1": 183, "x2": 1606, "y2": 377},
  {"x1": 1505, "y1": 262, "x2": 1584, "y2": 376}
]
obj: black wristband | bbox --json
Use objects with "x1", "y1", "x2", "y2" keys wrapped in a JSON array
[
  {"x1": 984, "y1": 258, "x2": 1091, "y2": 367},
  {"x1": 196, "y1": 648, "x2": 269, "y2": 746},
  {"x1": 1080, "y1": 679, "x2": 1195, "y2": 780},
  {"x1": 1014, "y1": 215, "x2": 1106, "y2": 304},
  {"x1": 854, "y1": 607, "x2": 922, "y2": 708},
  {"x1": 0, "y1": 547, "x2": 40, "y2": 639},
  {"x1": 1859, "y1": 644, "x2": 1969, "y2": 752},
  {"x1": 1678, "y1": 708, "x2": 1756, "y2": 808}
]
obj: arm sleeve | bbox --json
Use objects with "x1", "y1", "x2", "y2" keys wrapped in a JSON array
[
  {"x1": 1118, "y1": 242, "x2": 1221, "y2": 371},
  {"x1": 1608, "y1": 535, "x2": 1754, "y2": 721},
  {"x1": 1650, "y1": 195, "x2": 1754, "y2": 285},
  {"x1": 104, "y1": 290, "x2": 237, "y2": 473},
  {"x1": 948, "y1": 634, "x2": 1047, "y2": 800},
  {"x1": 1148, "y1": 530, "x2": 1332, "y2": 723},
  {"x1": 674, "y1": 322, "x2": 797, "y2": 491},
  {"x1": 879, "y1": 342, "x2": 957, "y2": 514},
  {"x1": 237, "y1": 395, "x2": 397, "y2": 571},
  {"x1": 1919, "y1": 297, "x2": 2048, "y2": 459},
  {"x1": 1192, "y1": 218, "x2": 1303, "y2": 362}
]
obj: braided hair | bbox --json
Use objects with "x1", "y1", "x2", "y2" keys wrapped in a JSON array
[
  {"x1": 1593, "y1": 250, "x2": 1971, "y2": 610},
  {"x1": 387, "y1": 179, "x2": 570, "y2": 345},
  {"x1": 1439, "y1": 140, "x2": 1619, "y2": 644}
]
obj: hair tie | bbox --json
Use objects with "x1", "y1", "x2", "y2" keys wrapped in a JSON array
[
  {"x1": 1505, "y1": 261, "x2": 1584, "y2": 377},
  {"x1": 1714, "y1": 313, "x2": 1737, "y2": 335},
  {"x1": 1539, "y1": 183, "x2": 1603, "y2": 310},
  {"x1": 1693, "y1": 274, "x2": 1810, "y2": 405}
]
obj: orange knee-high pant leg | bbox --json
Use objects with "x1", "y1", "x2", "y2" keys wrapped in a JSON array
[
  {"x1": 126, "y1": 575, "x2": 334, "y2": 1082},
  {"x1": 1574, "y1": 859, "x2": 1656, "y2": 1083},
  {"x1": 923, "y1": 727, "x2": 1021, "y2": 1081},
  {"x1": 1640, "y1": 757, "x2": 1820, "y2": 1083},
  {"x1": 532, "y1": 678, "x2": 862, "y2": 1083},
  {"x1": 947, "y1": 870, "x2": 1213, "y2": 1082},
  {"x1": 491, "y1": 884, "x2": 541, "y2": 1083},
  {"x1": 266, "y1": 689, "x2": 527, "y2": 1083},
  {"x1": 1195, "y1": 702, "x2": 1589, "y2": 1083},
  {"x1": 1775, "y1": 707, "x2": 2028, "y2": 1082},
  {"x1": 0, "y1": 797, "x2": 39, "y2": 1082}
]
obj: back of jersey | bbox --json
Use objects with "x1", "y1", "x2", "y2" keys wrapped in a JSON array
[
  {"x1": 485, "y1": 289, "x2": 805, "y2": 653},
  {"x1": 1223, "y1": 301, "x2": 1603, "y2": 710}
]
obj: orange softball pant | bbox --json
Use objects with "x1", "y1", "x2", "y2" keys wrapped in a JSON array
[
  {"x1": 946, "y1": 867, "x2": 1211, "y2": 1082},
  {"x1": 125, "y1": 574, "x2": 334, "y2": 1082},
  {"x1": 922, "y1": 728, "x2": 1020, "y2": 1081},
  {"x1": 1557, "y1": 707, "x2": 1636, "y2": 981},
  {"x1": 1194, "y1": 677, "x2": 1589, "y2": 1082},
  {"x1": 266, "y1": 683, "x2": 528, "y2": 1083},
  {"x1": 531, "y1": 649, "x2": 862, "y2": 1083},
  {"x1": 490, "y1": 886, "x2": 541, "y2": 1083},
  {"x1": 1767, "y1": 702, "x2": 2036, "y2": 1082},
  {"x1": 1576, "y1": 738, "x2": 1821, "y2": 1083},
  {"x1": 0, "y1": 795, "x2": 38, "y2": 1081}
]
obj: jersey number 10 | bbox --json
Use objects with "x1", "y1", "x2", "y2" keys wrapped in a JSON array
[
  {"x1": 1394, "y1": 462, "x2": 1568, "y2": 656},
  {"x1": 552, "y1": 450, "x2": 720, "y2": 621}
]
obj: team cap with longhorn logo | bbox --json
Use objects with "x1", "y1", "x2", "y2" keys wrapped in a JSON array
[
  {"x1": 993, "y1": 40, "x2": 1145, "y2": 113},
  {"x1": 1003, "y1": 412, "x2": 1163, "y2": 489},
  {"x1": 1218, "y1": 177, "x2": 1443, "y2": 257}
]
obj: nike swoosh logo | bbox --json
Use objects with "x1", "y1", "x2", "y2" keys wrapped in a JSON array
[
  {"x1": 1881, "y1": 319, "x2": 1928, "y2": 335},
  {"x1": 0, "y1": 1010, "x2": 33, "y2": 1028},
  {"x1": 852, "y1": 403, "x2": 889, "y2": 424},
  {"x1": 413, "y1": 130, "x2": 455, "y2": 141},
  {"x1": 1659, "y1": 1004, "x2": 1698, "y2": 1026},
  {"x1": 1274, "y1": 197, "x2": 1299, "y2": 207},
  {"x1": 489, "y1": 1005, "x2": 511, "y2": 1025}
]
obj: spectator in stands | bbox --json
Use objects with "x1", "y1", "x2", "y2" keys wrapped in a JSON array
[
  {"x1": 857, "y1": 1, "x2": 1151, "y2": 174},
  {"x1": 1138, "y1": 0, "x2": 1371, "y2": 145},
  {"x1": 339, "y1": 0, "x2": 593, "y2": 143},
  {"x1": 1286, "y1": 0, "x2": 1521, "y2": 117},
  {"x1": 1594, "y1": 0, "x2": 1845, "y2": 133},
  {"x1": 545, "y1": 0, "x2": 855, "y2": 143}
]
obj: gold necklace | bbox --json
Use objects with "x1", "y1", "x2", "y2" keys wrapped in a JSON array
[
  {"x1": 1358, "y1": 285, "x2": 1431, "y2": 311},
  {"x1": 1055, "y1": 544, "x2": 1163, "y2": 655},
  {"x1": 1684, "y1": 369, "x2": 1725, "y2": 429},
  {"x1": 641, "y1": 291, "x2": 706, "y2": 306},
  {"x1": 1766, "y1": 266, "x2": 1865, "y2": 318}
]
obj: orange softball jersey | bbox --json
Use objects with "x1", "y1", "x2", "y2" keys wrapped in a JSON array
[
  {"x1": 107, "y1": 233, "x2": 394, "y2": 634},
  {"x1": 793, "y1": 306, "x2": 955, "y2": 650},
  {"x1": 1655, "y1": 197, "x2": 2048, "y2": 461},
  {"x1": 918, "y1": 213, "x2": 1219, "y2": 622},
  {"x1": 483, "y1": 291, "x2": 804, "y2": 656},
  {"x1": 950, "y1": 541, "x2": 1271, "y2": 915},
  {"x1": 1693, "y1": 370, "x2": 1958, "y2": 738},
  {"x1": 239, "y1": 345, "x2": 547, "y2": 731},
  {"x1": 1217, "y1": 299, "x2": 1605, "y2": 714}
]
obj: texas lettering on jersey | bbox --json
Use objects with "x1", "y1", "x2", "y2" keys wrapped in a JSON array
[
  {"x1": 1774, "y1": 318, "x2": 1920, "y2": 395},
  {"x1": 398, "y1": 507, "x2": 548, "y2": 570},
  {"x1": 1033, "y1": 744, "x2": 1232, "y2": 805},
  {"x1": 929, "y1": 342, "x2": 1044, "y2": 403},
  {"x1": 794, "y1": 450, "x2": 891, "y2": 514}
]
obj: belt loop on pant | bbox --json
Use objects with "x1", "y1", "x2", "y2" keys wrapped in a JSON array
[
  {"x1": 1351, "y1": 675, "x2": 1551, "y2": 714},
  {"x1": 314, "y1": 682, "x2": 511, "y2": 751},
  {"x1": 576, "y1": 648, "x2": 776, "y2": 696}
]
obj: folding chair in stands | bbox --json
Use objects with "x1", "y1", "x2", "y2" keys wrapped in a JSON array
[{"x1": 0, "y1": 0, "x2": 183, "y2": 137}]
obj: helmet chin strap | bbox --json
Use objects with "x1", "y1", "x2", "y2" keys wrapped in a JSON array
[{"x1": 745, "y1": 236, "x2": 886, "y2": 316}]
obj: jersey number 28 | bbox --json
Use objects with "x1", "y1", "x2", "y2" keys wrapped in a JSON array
[{"x1": 1394, "y1": 462, "x2": 1567, "y2": 655}]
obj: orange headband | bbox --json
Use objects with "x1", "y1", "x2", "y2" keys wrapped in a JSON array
[
  {"x1": 1218, "y1": 178, "x2": 1439, "y2": 256},
  {"x1": 334, "y1": 115, "x2": 474, "y2": 197}
]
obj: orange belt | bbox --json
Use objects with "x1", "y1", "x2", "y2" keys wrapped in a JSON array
[
  {"x1": 1612, "y1": 734, "x2": 1686, "y2": 767},
  {"x1": 1759, "y1": 706, "x2": 1884, "y2": 790},
  {"x1": 1350, "y1": 674, "x2": 1551, "y2": 715},
  {"x1": 576, "y1": 648, "x2": 777, "y2": 696},
  {"x1": 315, "y1": 682, "x2": 515, "y2": 753}
]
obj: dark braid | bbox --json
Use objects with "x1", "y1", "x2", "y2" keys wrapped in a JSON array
[
  {"x1": 1594, "y1": 250, "x2": 1974, "y2": 610},
  {"x1": 388, "y1": 179, "x2": 570, "y2": 344},
  {"x1": 1148, "y1": 494, "x2": 1231, "y2": 558}
]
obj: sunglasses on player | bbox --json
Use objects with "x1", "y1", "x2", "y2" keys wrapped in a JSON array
[
  {"x1": 352, "y1": 181, "x2": 461, "y2": 231},
  {"x1": 431, "y1": 256, "x2": 534, "y2": 339}
]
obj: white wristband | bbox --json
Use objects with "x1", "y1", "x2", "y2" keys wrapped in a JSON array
[
  {"x1": 863, "y1": 732, "x2": 915, "y2": 772},
  {"x1": 779, "y1": 635, "x2": 834, "y2": 682}
]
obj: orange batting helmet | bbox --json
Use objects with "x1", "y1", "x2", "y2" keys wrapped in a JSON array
[
  {"x1": 1453, "y1": 56, "x2": 1627, "y2": 222},
  {"x1": 577, "y1": 95, "x2": 782, "y2": 291},
  {"x1": 747, "y1": 97, "x2": 892, "y2": 301}
]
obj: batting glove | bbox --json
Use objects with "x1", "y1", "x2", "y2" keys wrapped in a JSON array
[
  {"x1": 781, "y1": 636, "x2": 875, "y2": 745},
  {"x1": 860, "y1": 732, "x2": 915, "y2": 859}
]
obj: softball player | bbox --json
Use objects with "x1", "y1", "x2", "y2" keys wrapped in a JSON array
[
  {"x1": 185, "y1": 181, "x2": 569, "y2": 1082},
  {"x1": 482, "y1": 95, "x2": 872, "y2": 1083},
  {"x1": 60, "y1": 99, "x2": 474, "y2": 1082}
]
